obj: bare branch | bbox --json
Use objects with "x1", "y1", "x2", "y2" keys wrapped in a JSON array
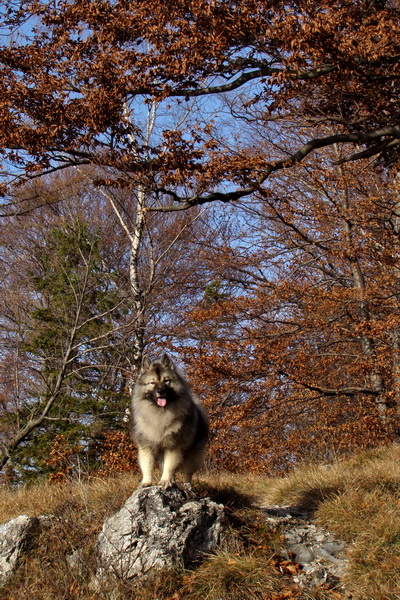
[
  {"x1": 150, "y1": 126, "x2": 400, "y2": 212},
  {"x1": 167, "y1": 64, "x2": 340, "y2": 97}
]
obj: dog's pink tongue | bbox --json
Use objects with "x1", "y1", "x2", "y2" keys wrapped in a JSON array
[{"x1": 157, "y1": 398, "x2": 167, "y2": 407}]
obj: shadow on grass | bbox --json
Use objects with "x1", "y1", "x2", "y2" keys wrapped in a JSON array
[
  {"x1": 195, "y1": 482, "x2": 255, "y2": 511},
  {"x1": 294, "y1": 485, "x2": 343, "y2": 515}
]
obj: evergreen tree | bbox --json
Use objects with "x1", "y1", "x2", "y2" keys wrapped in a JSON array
[{"x1": 14, "y1": 220, "x2": 130, "y2": 480}]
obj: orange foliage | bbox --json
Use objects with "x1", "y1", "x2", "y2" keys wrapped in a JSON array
[
  {"x1": 0, "y1": 1, "x2": 399, "y2": 211},
  {"x1": 172, "y1": 160, "x2": 400, "y2": 473},
  {"x1": 98, "y1": 431, "x2": 138, "y2": 475},
  {"x1": 47, "y1": 436, "x2": 79, "y2": 484},
  {"x1": 1, "y1": 0, "x2": 400, "y2": 477}
]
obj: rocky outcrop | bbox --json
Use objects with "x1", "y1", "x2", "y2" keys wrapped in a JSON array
[
  {"x1": 0, "y1": 493, "x2": 349, "y2": 592},
  {"x1": 96, "y1": 486, "x2": 226, "y2": 583},
  {"x1": 0, "y1": 515, "x2": 41, "y2": 586},
  {"x1": 262, "y1": 505, "x2": 347, "y2": 588}
]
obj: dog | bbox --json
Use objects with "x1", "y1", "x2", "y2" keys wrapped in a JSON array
[{"x1": 131, "y1": 353, "x2": 209, "y2": 488}]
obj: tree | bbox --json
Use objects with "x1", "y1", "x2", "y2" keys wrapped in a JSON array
[
  {"x1": 0, "y1": 0, "x2": 398, "y2": 215},
  {"x1": 1, "y1": 0, "x2": 400, "y2": 474},
  {"x1": 172, "y1": 157, "x2": 400, "y2": 472},
  {"x1": 0, "y1": 217, "x2": 130, "y2": 479},
  {"x1": 84, "y1": 101, "x2": 210, "y2": 371},
  {"x1": 0, "y1": 166, "x2": 212, "y2": 478}
]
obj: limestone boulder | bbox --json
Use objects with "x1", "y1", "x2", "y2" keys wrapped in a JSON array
[
  {"x1": 0, "y1": 515, "x2": 41, "y2": 586},
  {"x1": 96, "y1": 486, "x2": 225, "y2": 582}
]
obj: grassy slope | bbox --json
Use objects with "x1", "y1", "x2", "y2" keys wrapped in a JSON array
[{"x1": 0, "y1": 444, "x2": 399, "y2": 600}]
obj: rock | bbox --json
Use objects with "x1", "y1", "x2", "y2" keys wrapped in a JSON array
[
  {"x1": 96, "y1": 486, "x2": 226, "y2": 583},
  {"x1": 261, "y1": 505, "x2": 348, "y2": 589},
  {"x1": 286, "y1": 543, "x2": 315, "y2": 564},
  {"x1": 66, "y1": 548, "x2": 85, "y2": 575},
  {"x1": 0, "y1": 515, "x2": 41, "y2": 586}
]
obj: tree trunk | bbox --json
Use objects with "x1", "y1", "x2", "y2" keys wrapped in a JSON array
[
  {"x1": 129, "y1": 185, "x2": 146, "y2": 371},
  {"x1": 339, "y1": 172, "x2": 387, "y2": 423},
  {"x1": 390, "y1": 175, "x2": 400, "y2": 433}
]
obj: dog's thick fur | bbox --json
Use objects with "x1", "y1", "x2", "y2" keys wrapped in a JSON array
[{"x1": 131, "y1": 353, "x2": 209, "y2": 488}]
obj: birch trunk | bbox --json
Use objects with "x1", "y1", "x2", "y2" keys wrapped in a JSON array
[{"x1": 129, "y1": 184, "x2": 146, "y2": 370}]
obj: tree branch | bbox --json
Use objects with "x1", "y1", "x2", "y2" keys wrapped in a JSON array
[
  {"x1": 276, "y1": 370, "x2": 380, "y2": 398},
  {"x1": 149, "y1": 126, "x2": 400, "y2": 212},
  {"x1": 167, "y1": 64, "x2": 339, "y2": 98}
]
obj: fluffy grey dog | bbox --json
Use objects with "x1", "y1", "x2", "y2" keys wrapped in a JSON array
[{"x1": 131, "y1": 353, "x2": 209, "y2": 488}]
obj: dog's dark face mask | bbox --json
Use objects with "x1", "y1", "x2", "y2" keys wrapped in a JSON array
[{"x1": 153, "y1": 381, "x2": 172, "y2": 407}]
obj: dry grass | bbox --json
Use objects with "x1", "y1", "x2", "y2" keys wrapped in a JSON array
[
  {"x1": 180, "y1": 550, "x2": 282, "y2": 600},
  {"x1": 321, "y1": 488, "x2": 400, "y2": 600},
  {"x1": 0, "y1": 472, "x2": 140, "y2": 524},
  {"x1": 1, "y1": 445, "x2": 400, "y2": 599},
  {"x1": 257, "y1": 444, "x2": 400, "y2": 600},
  {"x1": 260, "y1": 444, "x2": 400, "y2": 509}
]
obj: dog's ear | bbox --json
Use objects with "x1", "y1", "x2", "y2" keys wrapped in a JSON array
[
  {"x1": 160, "y1": 352, "x2": 174, "y2": 369},
  {"x1": 141, "y1": 355, "x2": 152, "y2": 371}
]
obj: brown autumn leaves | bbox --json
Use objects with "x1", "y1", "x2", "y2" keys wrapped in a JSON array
[{"x1": 0, "y1": 0, "x2": 400, "y2": 475}]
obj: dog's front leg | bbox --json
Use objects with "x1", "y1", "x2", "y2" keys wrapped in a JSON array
[
  {"x1": 138, "y1": 446, "x2": 155, "y2": 487},
  {"x1": 159, "y1": 449, "x2": 183, "y2": 489}
]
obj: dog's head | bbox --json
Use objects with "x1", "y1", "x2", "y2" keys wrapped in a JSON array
[{"x1": 138, "y1": 353, "x2": 183, "y2": 408}]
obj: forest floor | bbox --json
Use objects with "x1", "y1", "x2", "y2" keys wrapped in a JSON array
[{"x1": 0, "y1": 444, "x2": 399, "y2": 600}]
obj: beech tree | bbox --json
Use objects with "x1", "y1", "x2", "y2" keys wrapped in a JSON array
[
  {"x1": 172, "y1": 157, "x2": 400, "y2": 472},
  {"x1": 0, "y1": 0, "x2": 400, "y2": 475},
  {"x1": 0, "y1": 0, "x2": 399, "y2": 215}
]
